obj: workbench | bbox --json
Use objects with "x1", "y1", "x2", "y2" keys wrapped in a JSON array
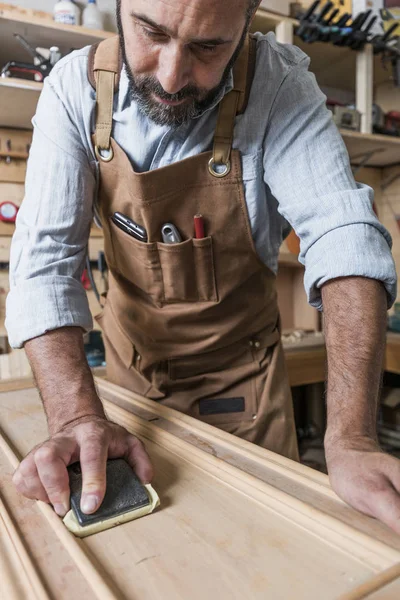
[
  {"x1": 283, "y1": 332, "x2": 400, "y2": 387},
  {"x1": 2, "y1": 379, "x2": 400, "y2": 599}
]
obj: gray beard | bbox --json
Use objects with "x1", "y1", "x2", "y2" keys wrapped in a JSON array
[{"x1": 124, "y1": 69, "x2": 230, "y2": 127}]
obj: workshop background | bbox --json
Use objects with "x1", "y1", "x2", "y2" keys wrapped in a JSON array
[{"x1": 2, "y1": 0, "x2": 400, "y2": 471}]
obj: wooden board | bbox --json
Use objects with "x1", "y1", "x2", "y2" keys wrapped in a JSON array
[
  {"x1": 2, "y1": 383, "x2": 400, "y2": 599},
  {"x1": 0, "y1": 128, "x2": 32, "y2": 156},
  {"x1": 0, "y1": 78, "x2": 42, "y2": 130},
  {"x1": 0, "y1": 155, "x2": 26, "y2": 183},
  {"x1": 0, "y1": 182, "x2": 25, "y2": 206},
  {"x1": 341, "y1": 130, "x2": 400, "y2": 168}
]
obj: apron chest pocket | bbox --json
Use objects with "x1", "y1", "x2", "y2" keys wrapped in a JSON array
[
  {"x1": 109, "y1": 218, "x2": 217, "y2": 304},
  {"x1": 109, "y1": 220, "x2": 164, "y2": 303},
  {"x1": 157, "y1": 236, "x2": 218, "y2": 304}
]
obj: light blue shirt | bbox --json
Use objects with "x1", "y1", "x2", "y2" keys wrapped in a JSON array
[{"x1": 6, "y1": 32, "x2": 397, "y2": 348}]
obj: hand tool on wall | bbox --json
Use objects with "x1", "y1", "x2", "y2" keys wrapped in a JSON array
[
  {"x1": 371, "y1": 23, "x2": 400, "y2": 88},
  {"x1": 306, "y1": 1, "x2": 335, "y2": 43},
  {"x1": 347, "y1": 12, "x2": 378, "y2": 50},
  {"x1": 63, "y1": 459, "x2": 160, "y2": 538},
  {"x1": 295, "y1": 2, "x2": 400, "y2": 64},
  {"x1": 1, "y1": 34, "x2": 62, "y2": 82},
  {"x1": 295, "y1": 0, "x2": 321, "y2": 41}
]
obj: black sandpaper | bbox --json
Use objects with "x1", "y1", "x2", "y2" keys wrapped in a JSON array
[{"x1": 68, "y1": 458, "x2": 150, "y2": 527}]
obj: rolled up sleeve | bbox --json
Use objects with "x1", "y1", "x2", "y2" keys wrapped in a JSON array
[
  {"x1": 5, "y1": 74, "x2": 96, "y2": 348},
  {"x1": 263, "y1": 56, "x2": 397, "y2": 310}
]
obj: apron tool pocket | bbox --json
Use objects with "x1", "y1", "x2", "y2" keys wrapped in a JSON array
[
  {"x1": 193, "y1": 237, "x2": 218, "y2": 302},
  {"x1": 109, "y1": 219, "x2": 164, "y2": 303},
  {"x1": 157, "y1": 236, "x2": 217, "y2": 304},
  {"x1": 157, "y1": 239, "x2": 197, "y2": 302}
]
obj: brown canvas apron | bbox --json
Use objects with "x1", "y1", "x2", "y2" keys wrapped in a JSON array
[{"x1": 88, "y1": 36, "x2": 299, "y2": 461}]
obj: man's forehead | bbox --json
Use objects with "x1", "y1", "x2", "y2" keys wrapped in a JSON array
[{"x1": 130, "y1": 0, "x2": 249, "y2": 25}]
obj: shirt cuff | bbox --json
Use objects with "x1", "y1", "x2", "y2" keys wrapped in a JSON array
[
  {"x1": 303, "y1": 223, "x2": 398, "y2": 311},
  {"x1": 5, "y1": 276, "x2": 93, "y2": 348}
]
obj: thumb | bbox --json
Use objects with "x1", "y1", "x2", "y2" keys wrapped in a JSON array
[{"x1": 79, "y1": 437, "x2": 108, "y2": 514}]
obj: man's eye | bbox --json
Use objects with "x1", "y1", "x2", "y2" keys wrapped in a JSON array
[
  {"x1": 142, "y1": 27, "x2": 167, "y2": 40},
  {"x1": 197, "y1": 44, "x2": 217, "y2": 53}
]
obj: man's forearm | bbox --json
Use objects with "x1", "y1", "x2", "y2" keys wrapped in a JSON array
[
  {"x1": 322, "y1": 277, "x2": 387, "y2": 450},
  {"x1": 25, "y1": 327, "x2": 105, "y2": 435}
]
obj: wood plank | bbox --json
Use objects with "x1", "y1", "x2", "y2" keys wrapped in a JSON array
[
  {"x1": 0, "y1": 155, "x2": 26, "y2": 183},
  {"x1": 2, "y1": 386, "x2": 400, "y2": 598},
  {"x1": 284, "y1": 346, "x2": 327, "y2": 386},
  {"x1": 0, "y1": 78, "x2": 42, "y2": 130},
  {"x1": 96, "y1": 378, "x2": 400, "y2": 556},
  {"x1": 0, "y1": 127, "x2": 32, "y2": 155},
  {"x1": 341, "y1": 130, "x2": 400, "y2": 168},
  {"x1": 0, "y1": 182, "x2": 24, "y2": 206}
]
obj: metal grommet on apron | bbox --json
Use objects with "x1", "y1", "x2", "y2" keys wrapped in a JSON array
[
  {"x1": 208, "y1": 158, "x2": 231, "y2": 178},
  {"x1": 95, "y1": 145, "x2": 114, "y2": 162}
]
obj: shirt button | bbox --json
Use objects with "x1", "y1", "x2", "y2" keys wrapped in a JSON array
[
  {"x1": 249, "y1": 340, "x2": 254, "y2": 347},
  {"x1": 252, "y1": 414, "x2": 257, "y2": 420},
  {"x1": 254, "y1": 341, "x2": 261, "y2": 349},
  {"x1": 137, "y1": 355, "x2": 141, "y2": 361}
]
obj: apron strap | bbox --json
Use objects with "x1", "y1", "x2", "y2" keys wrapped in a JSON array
[
  {"x1": 87, "y1": 36, "x2": 122, "y2": 158},
  {"x1": 87, "y1": 34, "x2": 257, "y2": 165},
  {"x1": 210, "y1": 35, "x2": 257, "y2": 178}
]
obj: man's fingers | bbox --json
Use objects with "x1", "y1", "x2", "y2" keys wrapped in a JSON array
[
  {"x1": 13, "y1": 456, "x2": 50, "y2": 503},
  {"x1": 79, "y1": 433, "x2": 108, "y2": 514},
  {"x1": 125, "y1": 435, "x2": 154, "y2": 484},
  {"x1": 367, "y1": 483, "x2": 400, "y2": 535},
  {"x1": 34, "y1": 445, "x2": 71, "y2": 516}
]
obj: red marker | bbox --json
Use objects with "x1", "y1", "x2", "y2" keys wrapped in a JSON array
[{"x1": 194, "y1": 214, "x2": 205, "y2": 239}]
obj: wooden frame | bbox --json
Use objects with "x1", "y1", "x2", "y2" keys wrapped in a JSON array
[{"x1": 2, "y1": 381, "x2": 400, "y2": 598}]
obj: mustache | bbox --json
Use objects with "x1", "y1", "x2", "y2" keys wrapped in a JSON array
[{"x1": 133, "y1": 76, "x2": 206, "y2": 102}]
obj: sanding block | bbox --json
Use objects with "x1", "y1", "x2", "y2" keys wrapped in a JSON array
[{"x1": 63, "y1": 458, "x2": 160, "y2": 538}]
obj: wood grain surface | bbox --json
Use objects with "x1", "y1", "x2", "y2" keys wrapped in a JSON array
[{"x1": 1, "y1": 383, "x2": 400, "y2": 599}]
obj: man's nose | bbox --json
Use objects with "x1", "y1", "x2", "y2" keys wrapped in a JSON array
[{"x1": 157, "y1": 45, "x2": 191, "y2": 95}]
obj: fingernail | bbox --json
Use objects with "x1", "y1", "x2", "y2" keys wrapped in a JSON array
[
  {"x1": 81, "y1": 494, "x2": 98, "y2": 514},
  {"x1": 53, "y1": 503, "x2": 67, "y2": 517}
]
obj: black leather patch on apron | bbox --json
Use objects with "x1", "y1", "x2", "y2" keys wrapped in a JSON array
[{"x1": 199, "y1": 397, "x2": 245, "y2": 416}]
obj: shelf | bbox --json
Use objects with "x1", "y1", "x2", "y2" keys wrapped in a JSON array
[
  {"x1": 340, "y1": 129, "x2": 400, "y2": 168},
  {"x1": 0, "y1": 4, "x2": 113, "y2": 71},
  {"x1": 0, "y1": 78, "x2": 41, "y2": 129},
  {"x1": 252, "y1": 9, "x2": 392, "y2": 93}
]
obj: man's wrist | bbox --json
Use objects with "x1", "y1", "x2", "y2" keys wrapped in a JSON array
[
  {"x1": 47, "y1": 396, "x2": 106, "y2": 436},
  {"x1": 324, "y1": 429, "x2": 380, "y2": 459}
]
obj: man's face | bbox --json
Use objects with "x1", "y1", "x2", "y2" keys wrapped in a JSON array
[{"x1": 117, "y1": 0, "x2": 251, "y2": 127}]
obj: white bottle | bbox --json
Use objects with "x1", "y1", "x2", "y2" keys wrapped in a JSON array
[
  {"x1": 82, "y1": 0, "x2": 104, "y2": 30},
  {"x1": 54, "y1": 0, "x2": 81, "y2": 26}
]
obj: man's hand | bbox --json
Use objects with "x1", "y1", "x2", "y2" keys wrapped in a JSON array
[
  {"x1": 326, "y1": 435, "x2": 400, "y2": 534},
  {"x1": 13, "y1": 416, "x2": 153, "y2": 517}
]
